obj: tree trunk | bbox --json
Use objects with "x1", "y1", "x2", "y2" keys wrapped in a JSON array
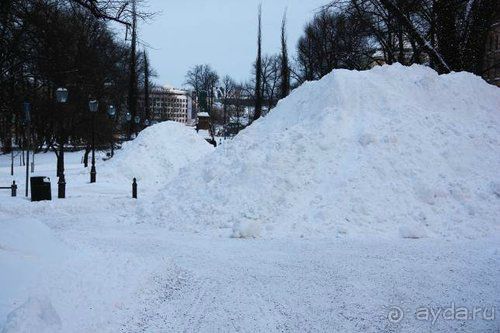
[
  {"x1": 83, "y1": 145, "x2": 90, "y2": 167},
  {"x1": 379, "y1": 0, "x2": 451, "y2": 73},
  {"x1": 434, "y1": 0, "x2": 460, "y2": 70}
]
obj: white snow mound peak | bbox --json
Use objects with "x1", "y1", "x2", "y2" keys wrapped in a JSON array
[
  {"x1": 102, "y1": 121, "x2": 214, "y2": 186},
  {"x1": 146, "y1": 64, "x2": 500, "y2": 239}
]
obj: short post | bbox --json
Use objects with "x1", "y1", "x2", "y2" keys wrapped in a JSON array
[
  {"x1": 132, "y1": 178, "x2": 137, "y2": 199},
  {"x1": 25, "y1": 137, "x2": 29, "y2": 197},
  {"x1": 11, "y1": 181, "x2": 17, "y2": 197}
]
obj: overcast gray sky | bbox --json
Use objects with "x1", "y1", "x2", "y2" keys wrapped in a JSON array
[{"x1": 138, "y1": 0, "x2": 327, "y2": 88}]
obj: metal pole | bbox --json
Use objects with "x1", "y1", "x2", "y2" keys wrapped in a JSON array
[
  {"x1": 25, "y1": 127, "x2": 30, "y2": 197},
  {"x1": 31, "y1": 149, "x2": 35, "y2": 173},
  {"x1": 58, "y1": 142, "x2": 66, "y2": 198},
  {"x1": 56, "y1": 87, "x2": 68, "y2": 199},
  {"x1": 58, "y1": 116, "x2": 66, "y2": 199},
  {"x1": 10, "y1": 147, "x2": 14, "y2": 176},
  {"x1": 90, "y1": 113, "x2": 96, "y2": 183}
]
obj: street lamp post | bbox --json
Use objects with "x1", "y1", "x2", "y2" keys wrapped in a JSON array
[
  {"x1": 107, "y1": 105, "x2": 116, "y2": 118},
  {"x1": 123, "y1": 112, "x2": 133, "y2": 138},
  {"x1": 10, "y1": 145, "x2": 14, "y2": 176},
  {"x1": 89, "y1": 99, "x2": 98, "y2": 183},
  {"x1": 10, "y1": 114, "x2": 15, "y2": 176},
  {"x1": 134, "y1": 115, "x2": 140, "y2": 135},
  {"x1": 31, "y1": 150, "x2": 35, "y2": 173},
  {"x1": 23, "y1": 102, "x2": 31, "y2": 197},
  {"x1": 56, "y1": 87, "x2": 68, "y2": 199},
  {"x1": 107, "y1": 105, "x2": 116, "y2": 157}
]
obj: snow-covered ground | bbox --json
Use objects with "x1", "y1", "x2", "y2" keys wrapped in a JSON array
[{"x1": 1, "y1": 66, "x2": 499, "y2": 332}]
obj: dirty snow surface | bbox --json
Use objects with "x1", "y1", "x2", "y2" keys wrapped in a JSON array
[{"x1": 1, "y1": 65, "x2": 499, "y2": 332}]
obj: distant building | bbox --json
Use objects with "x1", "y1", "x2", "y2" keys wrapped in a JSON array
[
  {"x1": 138, "y1": 86, "x2": 194, "y2": 125},
  {"x1": 484, "y1": 5, "x2": 500, "y2": 87}
]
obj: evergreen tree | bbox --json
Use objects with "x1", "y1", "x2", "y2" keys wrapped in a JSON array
[
  {"x1": 253, "y1": 4, "x2": 263, "y2": 121},
  {"x1": 127, "y1": 0, "x2": 138, "y2": 136},
  {"x1": 143, "y1": 50, "x2": 150, "y2": 121},
  {"x1": 279, "y1": 9, "x2": 290, "y2": 100}
]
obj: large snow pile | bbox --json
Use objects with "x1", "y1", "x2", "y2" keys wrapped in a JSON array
[
  {"x1": 101, "y1": 121, "x2": 214, "y2": 186},
  {"x1": 143, "y1": 64, "x2": 500, "y2": 239}
]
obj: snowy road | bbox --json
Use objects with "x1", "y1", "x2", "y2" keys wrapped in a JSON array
[{"x1": 56, "y1": 226, "x2": 500, "y2": 333}]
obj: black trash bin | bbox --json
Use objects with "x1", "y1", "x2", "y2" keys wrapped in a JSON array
[{"x1": 30, "y1": 176, "x2": 52, "y2": 202}]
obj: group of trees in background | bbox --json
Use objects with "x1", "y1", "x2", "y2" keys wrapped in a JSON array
[
  {"x1": 295, "y1": 9, "x2": 373, "y2": 81},
  {"x1": 296, "y1": 0, "x2": 497, "y2": 82},
  {"x1": 0, "y1": 0, "x2": 152, "y2": 156},
  {"x1": 320, "y1": 0, "x2": 496, "y2": 76},
  {"x1": 186, "y1": 0, "x2": 497, "y2": 133},
  {"x1": 3, "y1": 0, "x2": 496, "y2": 154},
  {"x1": 185, "y1": 5, "x2": 293, "y2": 129}
]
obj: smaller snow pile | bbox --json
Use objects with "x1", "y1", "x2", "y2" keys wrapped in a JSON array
[
  {"x1": 101, "y1": 121, "x2": 214, "y2": 186},
  {"x1": 398, "y1": 223, "x2": 428, "y2": 239},
  {"x1": 231, "y1": 219, "x2": 261, "y2": 239},
  {"x1": 0, "y1": 218, "x2": 68, "y2": 332},
  {"x1": 1, "y1": 297, "x2": 61, "y2": 333}
]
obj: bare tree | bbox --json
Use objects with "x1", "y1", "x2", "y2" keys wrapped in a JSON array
[
  {"x1": 327, "y1": 0, "x2": 497, "y2": 75},
  {"x1": 185, "y1": 64, "x2": 219, "y2": 95},
  {"x1": 143, "y1": 50, "x2": 151, "y2": 121},
  {"x1": 261, "y1": 55, "x2": 280, "y2": 111},
  {"x1": 377, "y1": 0, "x2": 451, "y2": 73},
  {"x1": 185, "y1": 64, "x2": 219, "y2": 112},
  {"x1": 234, "y1": 85, "x2": 243, "y2": 126},
  {"x1": 185, "y1": 65, "x2": 204, "y2": 95},
  {"x1": 69, "y1": 0, "x2": 153, "y2": 26},
  {"x1": 221, "y1": 75, "x2": 236, "y2": 134},
  {"x1": 296, "y1": 9, "x2": 373, "y2": 83}
]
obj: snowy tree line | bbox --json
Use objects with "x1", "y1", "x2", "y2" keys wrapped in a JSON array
[
  {"x1": 296, "y1": 0, "x2": 497, "y2": 83},
  {"x1": 317, "y1": 0, "x2": 497, "y2": 76}
]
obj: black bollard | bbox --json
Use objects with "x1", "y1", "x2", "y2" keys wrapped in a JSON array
[
  {"x1": 132, "y1": 178, "x2": 137, "y2": 199},
  {"x1": 11, "y1": 181, "x2": 17, "y2": 197},
  {"x1": 58, "y1": 175, "x2": 66, "y2": 199}
]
